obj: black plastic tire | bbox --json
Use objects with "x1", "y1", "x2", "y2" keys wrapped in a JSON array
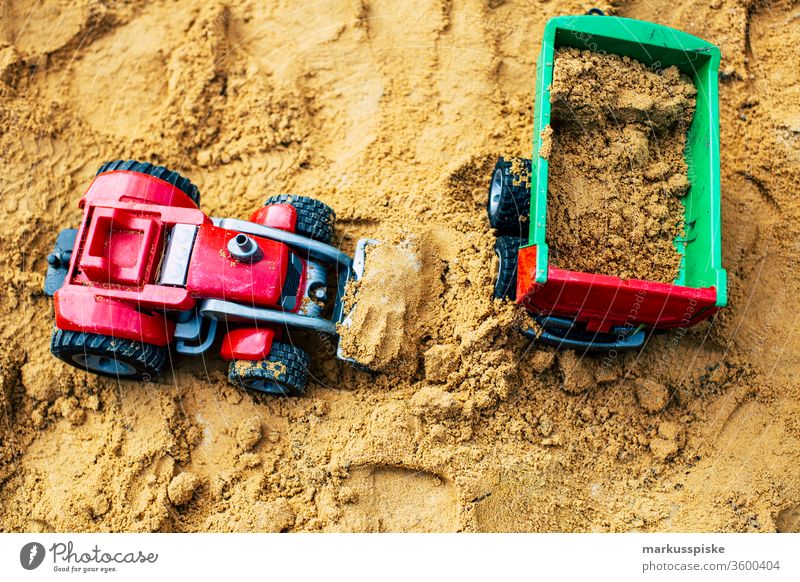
[
  {"x1": 494, "y1": 236, "x2": 522, "y2": 300},
  {"x1": 228, "y1": 341, "x2": 310, "y2": 397},
  {"x1": 50, "y1": 328, "x2": 167, "y2": 381},
  {"x1": 264, "y1": 194, "x2": 335, "y2": 244},
  {"x1": 488, "y1": 156, "x2": 532, "y2": 235},
  {"x1": 97, "y1": 159, "x2": 201, "y2": 207}
]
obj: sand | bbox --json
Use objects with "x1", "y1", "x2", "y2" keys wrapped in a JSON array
[
  {"x1": 1, "y1": 0, "x2": 799, "y2": 533},
  {"x1": 337, "y1": 236, "x2": 443, "y2": 374},
  {"x1": 547, "y1": 47, "x2": 694, "y2": 282}
]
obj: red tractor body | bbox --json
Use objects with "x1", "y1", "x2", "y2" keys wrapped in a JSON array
[{"x1": 46, "y1": 161, "x2": 366, "y2": 395}]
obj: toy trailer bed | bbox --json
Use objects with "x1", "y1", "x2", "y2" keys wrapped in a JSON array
[{"x1": 490, "y1": 15, "x2": 727, "y2": 351}]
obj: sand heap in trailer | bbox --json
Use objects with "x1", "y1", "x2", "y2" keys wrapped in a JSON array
[{"x1": 546, "y1": 47, "x2": 697, "y2": 282}]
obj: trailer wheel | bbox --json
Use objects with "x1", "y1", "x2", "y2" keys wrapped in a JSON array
[
  {"x1": 264, "y1": 195, "x2": 335, "y2": 244},
  {"x1": 228, "y1": 341, "x2": 310, "y2": 396},
  {"x1": 96, "y1": 159, "x2": 201, "y2": 207},
  {"x1": 488, "y1": 156, "x2": 532, "y2": 236},
  {"x1": 494, "y1": 236, "x2": 521, "y2": 300},
  {"x1": 50, "y1": 328, "x2": 166, "y2": 381}
]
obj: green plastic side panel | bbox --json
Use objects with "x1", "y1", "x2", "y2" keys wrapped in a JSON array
[{"x1": 529, "y1": 15, "x2": 727, "y2": 307}]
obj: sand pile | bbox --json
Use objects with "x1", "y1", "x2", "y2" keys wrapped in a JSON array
[
  {"x1": 338, "y1": 236, "x2": 444, "y2": 373},
  {"x1": 547, "y1": 47, "x2": 695, "y2": 282},
  {"x1": 0, "y1": 0, "x2": 799, "y2": 533}
]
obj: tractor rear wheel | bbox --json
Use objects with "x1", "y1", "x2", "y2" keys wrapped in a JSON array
[
  {"x1": 50, "y1": 328, "x2": 166, "y2": 381},
  {"x1": 494, "y1": 236, "x2": 521, "y2": 301},
  {"x1": 264, "y1": 194, "x2": 335, "y2": 245},
  {"x1": 487, "y1": 156, "x2": 531, "y2": 236},
  {"x1": 97, "y1": 159, "x2": 201, "y2": 207},
  {"x1": 228, "y1": 341, "x2": 310, "y2": 396}
]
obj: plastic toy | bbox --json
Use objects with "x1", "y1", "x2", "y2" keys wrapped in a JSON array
[
  {"x1": 44, "y1": 160, "x2": 371, "y2": 395},
  {"x1": 488, "y1": 15, "x2": 727, "y2": 350}
]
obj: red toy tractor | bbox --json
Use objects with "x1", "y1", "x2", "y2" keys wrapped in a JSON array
[{"x1": 44, "y1": 160, "x2": 370, "y2": 395}]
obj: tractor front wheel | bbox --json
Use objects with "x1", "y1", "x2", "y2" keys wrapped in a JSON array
[
  {"x1": 228, "y1": 341, "x2": 310, "y2": 396},
  {"x1": 50, "y1": 328, "x2": 167, "y2": 381},
  {"x1": 264, "y1": 194, "x2": 335, "y2": 244}
]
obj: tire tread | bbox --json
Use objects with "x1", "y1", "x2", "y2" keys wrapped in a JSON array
[
  {"x1": 97, "y1": 159, "x2": 200, "y2": 207},
  {"x1": 264, "y1": 194, "x2": 335, "y2": 244},
  {"x1": 488, "y1": 156, "x2": 532, "y2": 235},
  {"x1": 228, "y1": 341, "x2": 310, "y2": 396},
  {"x1": 494, "y1": 236, "x2": 522, "y2": 300},
  {"x1": 50, "y1": 328, "x2": 167, "y2": 380}
]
